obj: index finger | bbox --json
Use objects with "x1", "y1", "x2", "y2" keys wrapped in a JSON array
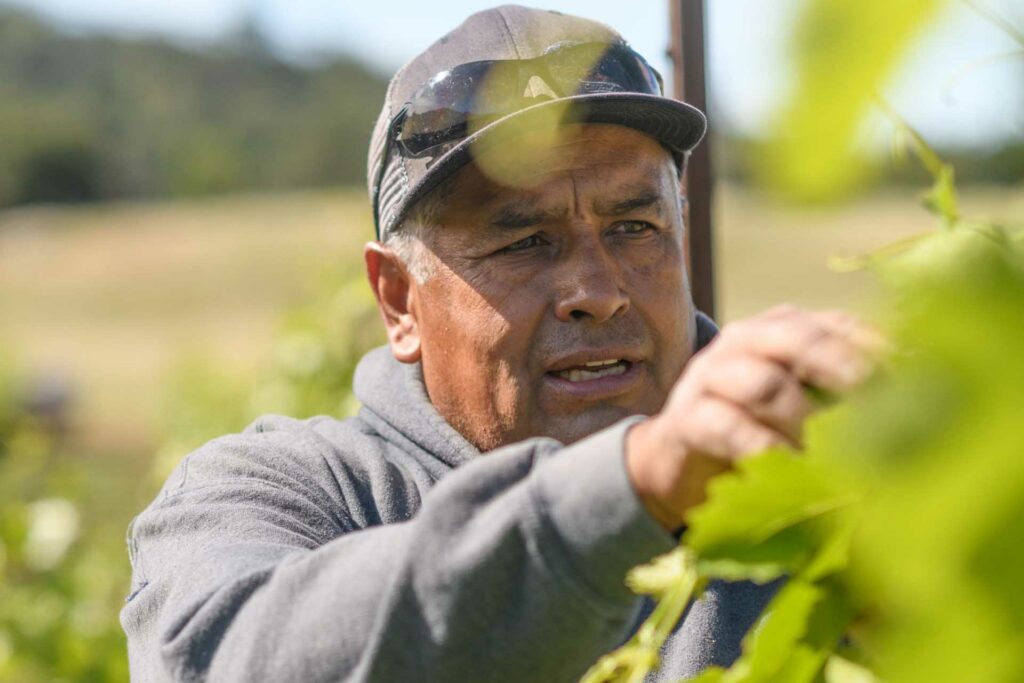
[{"x1": 716, "y1": 308, "x2": 878, "y2": 394}]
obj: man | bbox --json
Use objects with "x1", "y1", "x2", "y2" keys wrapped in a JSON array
[{"x1": 121, "y1": 6, "x2": 875, "y2": 681}]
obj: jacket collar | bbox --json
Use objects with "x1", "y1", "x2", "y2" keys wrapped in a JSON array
[{"x1": 354, "y1": 346, "x2": 480, "y2": 469}]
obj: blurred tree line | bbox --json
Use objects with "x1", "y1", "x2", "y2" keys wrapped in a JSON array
[
  {"x1": 716, "y1": 134, "x2": 1024, "y2": 189},
  {"x1": 0, "y1": 8, "x2": 387, "y2": 207},
  {"x1": 1, "y1": 7, "x2": 1020, "y2": 210}
]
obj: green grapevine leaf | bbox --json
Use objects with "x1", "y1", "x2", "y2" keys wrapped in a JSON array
[
  {"x1": 733, "y1": 580, "x2": 823, "y2": 681},
  {"x1": 800, "y1": 512, "x2": 857, "y2": 583},
  {"x1": 754, "y1": 0, "x2": 946, "y2": 201},
  {"x1": 825, "y1": 235, "x2": 1024, "y2": 682},
  {"x1": 668, "y1": 594, "x2": 864, "y2": 683},
  {"x1": 921, "y1": 161, "x2": 959, "y2": 225},
  {"x1": 625, "y1": 547, "x2": 690, "y2": 598},
  {"x1": 581, "y1": 550, "x2": 702, "y2": 683},
  {"x1": 684, "y1": 667, "x2": 726, "y2": 683},
  {"x1": 685, "y1": 451, "x2": 859, "y2": 583},
  {"x1": 591, "y1": 97, "x2": 1024, "y2": 683},
  {"x1": 702, "y1": 578, "x2": 856, "y2": 683},
  {"x1": 824, "y1": 655, "x2": 879, "y2": 683}
]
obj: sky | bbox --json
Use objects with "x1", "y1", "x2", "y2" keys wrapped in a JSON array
[{"x1": 3, "y1": 0, "x2": 1022, "y2": 148}]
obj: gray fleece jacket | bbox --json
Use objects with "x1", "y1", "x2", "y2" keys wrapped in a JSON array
[{"x1": 121, "y1": 313, "x2": 777, "y2": 682}]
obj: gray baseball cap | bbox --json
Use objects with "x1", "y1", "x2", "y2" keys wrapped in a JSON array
[{"x1": 367, "y1": 4, "x2": 707, "y2": 240}]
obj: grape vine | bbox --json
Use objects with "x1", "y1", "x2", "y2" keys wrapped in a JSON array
[{"x1": 582, "y1": 109, "x2": 1024, "y2": 683}]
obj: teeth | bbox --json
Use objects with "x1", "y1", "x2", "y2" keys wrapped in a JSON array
[
  {"x1": 584, "y1": 359, "x2": 621, "y2": 368},
  {"x1": 557, "y1": 363, "x2": 628, "y2": 382}
]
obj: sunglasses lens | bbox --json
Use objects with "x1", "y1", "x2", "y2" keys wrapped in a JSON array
[
  {"x1": 399, "y1": 62, "x2": 488, "y2": 154},
  {"x1": 586, "y1": 47, "x2": 662, "y2": 95}
]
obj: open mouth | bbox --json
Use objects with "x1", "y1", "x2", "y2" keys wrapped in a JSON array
[{"x1": 551, "y1": 359, "x2": 633, "y2": 383}]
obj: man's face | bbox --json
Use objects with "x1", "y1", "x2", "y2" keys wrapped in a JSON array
[{"x1": 398, "y1": 124, "x2": 695, "y2": 451}]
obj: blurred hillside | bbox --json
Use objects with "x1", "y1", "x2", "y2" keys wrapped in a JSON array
[
  {"x1": 0, "y1": 7, "x2": 387, "y2": 208},
  {"x1": 0, "y1": 6, "x2": 1020, "y2": 212}
]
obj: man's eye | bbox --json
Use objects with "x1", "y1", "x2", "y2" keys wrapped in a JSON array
[
  {"x1": 502, "y1": 234, "x2": 545, "y2": 252},
  {"x1": 614, "y1": 221, "x2": 655, "y2": 235}
]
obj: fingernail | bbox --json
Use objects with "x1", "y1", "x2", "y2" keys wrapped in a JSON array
[{"x1": 840, "y1": 358, "x2": 868, "y2": 386}]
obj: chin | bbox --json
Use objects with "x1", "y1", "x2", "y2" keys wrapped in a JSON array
[{"x1": 544, "y1": 405, "x2": 643, "y2": 445}]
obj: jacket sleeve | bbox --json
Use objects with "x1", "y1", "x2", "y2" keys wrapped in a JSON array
[{"x1": 120, "y1": 417, "x2": 676, "y2": 682}]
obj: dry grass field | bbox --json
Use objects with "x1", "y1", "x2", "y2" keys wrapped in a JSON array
[{"x1": 1, "y1": 184, "x2": 1021, "y2": 453}]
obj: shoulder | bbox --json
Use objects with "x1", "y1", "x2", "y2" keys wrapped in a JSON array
[
  {"x1": 158, "y1": 413, "x2": 431, "y2": 529},
  {"x1": 159, "y1": 414, "x2": 357, "y2": 498}
]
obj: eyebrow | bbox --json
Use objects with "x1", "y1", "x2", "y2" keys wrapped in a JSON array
[
  {"x1": 485, "y1": 185, "x2": 670, "y2": 230},
  {"x1": 594, "y1": 188, "x2": 667, "y2": 217},
  {"x1": 488, "y1": 200, "x2": 554, "y2": 230}
]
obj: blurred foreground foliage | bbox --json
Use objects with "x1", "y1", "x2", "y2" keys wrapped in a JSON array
[
  {"x1": 751, "y1": 0, "x2": 1023, "y2": 202},
  {"x1": 586, "y1": 0, "x2": 1024, "y2": 680},
  {"x1": 0, "y1": 362, "x2": 130, "y2": 682},
  {"x1": 155, "y1": 269, "x2": 383, "y2": 481},
  {"x1": 754, "y1": 0, "x2": 946, "y2": 201},
  {"x1": 0, "y1": 263, "x2": 383, "y2": 680},
  {"x1": 587, "y1": 217, "x2": 1024, "y2": 683}
]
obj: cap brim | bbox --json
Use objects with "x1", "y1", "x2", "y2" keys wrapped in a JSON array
[{"x1": 394, "y1": 92, "x2": 707, "y2": 231}]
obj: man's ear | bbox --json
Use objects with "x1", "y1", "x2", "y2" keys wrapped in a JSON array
[{"x1": 364, "y1": 242, "x2": 422, "y2": 364}]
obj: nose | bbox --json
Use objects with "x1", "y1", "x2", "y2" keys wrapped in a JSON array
[{"x1": 552, "y1": 236, "x2": 630, "y2": 323}]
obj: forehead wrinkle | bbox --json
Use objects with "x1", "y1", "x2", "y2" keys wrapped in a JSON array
[
  {"x1": 452, "y1": 139, "x2": 677, "y2": 236},
  {"x1": 488, "y1": 198, "x2": 562, "y2": 230},
  {"x1": 593, "y1": 187, "x2": 667, "y2": 218}
]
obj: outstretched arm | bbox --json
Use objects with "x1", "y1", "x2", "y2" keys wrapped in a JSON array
[{"x1": 122, "y1": 418, "x2": 672, "y2": 682}]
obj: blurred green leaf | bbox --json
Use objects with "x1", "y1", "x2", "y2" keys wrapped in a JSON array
[
  {"x1": 756, "y1": 0, "x2": 947, "y2": 201},
  {"x1": 712, "y1": 579, "x2": 855, "y2": 683},
  {"x1": 0, "y1": 353, "x2": 133, "y2": 682},
  {"x1": 685, "y1": 451, "x2": 859, "y2": 583},
  {"x1": 824, "y1": 655, "x2": 879, "y2": 683}
]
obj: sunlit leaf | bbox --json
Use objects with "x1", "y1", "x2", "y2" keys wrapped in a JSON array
[
  {"x1": 685, "y1": 451, "x2": 859, "y2": 583},
  {"x1": 755, "y1": 0, "x2": 947, "y2": 201},
  {"x1": 824, "y1": 655, "x2": 880, "y2": 683}
]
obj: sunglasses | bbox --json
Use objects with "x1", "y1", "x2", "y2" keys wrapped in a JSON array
[{"x1": 394, "y1": 42, "x2": 663, "y2": 158}]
